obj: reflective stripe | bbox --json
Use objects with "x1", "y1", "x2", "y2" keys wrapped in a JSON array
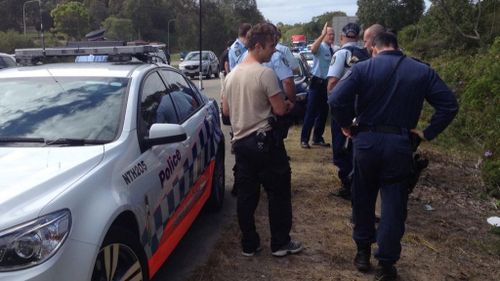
[{"x1": 147, "y1": 160, "x2": 215, "y2": 277}]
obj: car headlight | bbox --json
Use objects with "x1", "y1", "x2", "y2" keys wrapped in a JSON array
[
  {"x1": 0, "y1": 209, "x2": 71, "y2": 271},
  {"x1": 179, "y1": 65, "x2": 185, "y2": 70}
]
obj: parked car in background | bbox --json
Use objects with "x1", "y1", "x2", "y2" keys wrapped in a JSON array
[
  {"x1": 292, "y1": 52, "x2": 311, "y2": 122},
  {"x1": 178, "y1": 51, "x2": 219, "y2": 79},
  {"x1": 0, "y1": 45, "x2": 225, "y2": 281},
  {"x1": 299, "y1": 50, "x2": 314, "y2": 68},
  {"x1": 0, "y1": 53, "x2": 16, "y2": 69}
]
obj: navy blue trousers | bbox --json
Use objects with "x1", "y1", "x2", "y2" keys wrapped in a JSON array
[
  {"x1": 301, "y1": 79, "x2": 329, "y2": 143},
  {"x1": 331, "y1": 118, "x2": 353, "y2": 184},
  {"x1": 351, "y1": 132, "x2": 412, "y2": 264}
]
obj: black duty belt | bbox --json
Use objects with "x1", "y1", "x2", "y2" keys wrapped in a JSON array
[
  {"x1": 355, "y1": 125, "x2": 407, "y2": 135},
  {"x1": 311, "y1": 76, "x2": 327, "y2": 84}
]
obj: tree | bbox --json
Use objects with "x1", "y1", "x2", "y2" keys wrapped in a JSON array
[
  {"x1": 50, "y1": 1, "x2": 90, "y2": 40},
  {"x1": 357, "y1": 0, "x2": 425, "y2": 32},
  {"x1": 102, "y1": 16, "x2": 134, "y2": 41},
  {"x1": 84, "y1": 0, "x2": 109, "y2": 29}
]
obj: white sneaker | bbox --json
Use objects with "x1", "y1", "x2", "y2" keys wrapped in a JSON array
[{"x1": 271, "y1": 240, "x2": 303, "y2": 257}]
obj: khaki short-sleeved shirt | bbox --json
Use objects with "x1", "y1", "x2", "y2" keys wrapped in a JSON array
[{"x1": 222, "y1": 62, "x2": 281, "y2": 142}]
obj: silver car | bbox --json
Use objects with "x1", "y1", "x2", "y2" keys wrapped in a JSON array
[
  {"x1": 0, "y1": 46, "x2": 225, "y2": 281},
  {"x1": 178, "y1": 50, "x2": 219, "y2": 79},
  {"x1": 0, "y1": 53, "x2": 16, "y2": 69}
]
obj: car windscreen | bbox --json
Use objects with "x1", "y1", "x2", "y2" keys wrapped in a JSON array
[
  {"x1": 185, "y1": 52, "x2": 208, "y2": 61},
  {"x1": 0, "y1": 56, "x2": 16, "y2": 69},
  {"x1": 0, "y1": 77, "x2": 129, "y2": 145}
]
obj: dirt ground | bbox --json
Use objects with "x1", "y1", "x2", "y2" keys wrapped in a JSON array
[{"x1": 186, "y1": 125, "x2": 500, "y2": 281}]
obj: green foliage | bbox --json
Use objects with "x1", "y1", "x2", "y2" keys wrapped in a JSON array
[
  {"x1": 401, "y1": 0, "x2": 499, "y2": 59},
  {"x1": 102, "y1": 17, "x2": 134, "y2": 41},
  {"x1": 0, "y1": 30, "x2": 35, "y2": 53},
  {"x1": 279, "y1": 11, "x2": 347, "y2": 44},
  {"x1": 357, "y1": 0, "x2": 425, "y2": 32},
  {"x1": 426, "y1": 37, "x2": 500, "y2": 196},
  {"x1": 50, "y1": 1, "x2": 91, "y2": 40}
]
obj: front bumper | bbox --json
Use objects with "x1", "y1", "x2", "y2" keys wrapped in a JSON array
[{"x1": 180, "y1": 66, "x2": 207, "y2": 76}]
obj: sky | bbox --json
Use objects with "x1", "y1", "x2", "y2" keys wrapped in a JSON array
[{"x1": 256, "y1": 0, "x2": 432, "y2": 25}]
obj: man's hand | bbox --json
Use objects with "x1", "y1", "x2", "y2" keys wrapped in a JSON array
[
  {"x1": 312, "y1": 22, "x2": 328, "y2": 54},
  {"x1": 410, "y1": 129, "x2": 427, "y2": 141},
  {"x1": 321, "y1": 22, "x2": 328, "y2": 37},
  {"x1": 341, "y1": 127, "x2": 352, "y2": 137}
]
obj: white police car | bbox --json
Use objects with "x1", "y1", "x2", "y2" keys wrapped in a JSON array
[{"x1": 0, "y1": 45, "x2": 225, "y2": 281}]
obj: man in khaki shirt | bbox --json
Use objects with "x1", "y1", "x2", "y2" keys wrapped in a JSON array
[{"x1": 221, "y1": 23, "x2": 303, "y2": 258}]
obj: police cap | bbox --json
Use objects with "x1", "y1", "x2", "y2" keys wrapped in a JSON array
[{"x1": 342, "y1": 23, "x2": 360, "y2": 39}]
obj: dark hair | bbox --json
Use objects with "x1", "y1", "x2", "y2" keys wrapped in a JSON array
[
  {"x1": 238, "y1": 23, "x2": 252, "y2": 37},
  {"x1": 246, "y1": 23, "x2": 277, "y2": 50},
  {"x1": 372, "y1": 31, "x2": 398, "y2": 50}
]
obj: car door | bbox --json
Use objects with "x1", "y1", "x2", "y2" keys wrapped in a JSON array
[{"x1": 128, "y1": 70, "x2": 190, "y2": 262}]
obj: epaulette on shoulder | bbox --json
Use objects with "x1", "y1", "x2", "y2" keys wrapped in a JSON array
[{"x1": 410, "y1": 56, "x2": 430, "y2": 66}]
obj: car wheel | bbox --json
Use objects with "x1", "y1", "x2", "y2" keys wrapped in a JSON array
[
  {"x1": 92, "y1": 227, "x2": 148, "y2": 281},
  {"x1": 205, "y1": 147, "x2": 224, "y2": 211},
  {"x1": 205, "y1": 67, "x2": 212, "y2": 79},
  {"x1": 215, "y1": 67, "x2": 220, "y2": 78}
]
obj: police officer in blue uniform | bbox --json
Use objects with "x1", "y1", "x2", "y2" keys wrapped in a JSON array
[
  {"x1": 329, "y1": 32, "x2": 458, "y2": 281},
  {"x1": 300, "y1": 23, "x2": 334, "y2": 148},
  {"x1": 228, "y1": 23, "x2": 252, "y2": 71},
  {"x1": 326, "y1": 23, "x2": 369, "y2": 199}
]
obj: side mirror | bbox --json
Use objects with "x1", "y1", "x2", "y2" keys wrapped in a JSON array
[
  {"x1": 144, "y1": 123, "x2": 187, "y2": 149},
  {"x1": 180, "y1": 58, "x2": 184, "y2": 61}
]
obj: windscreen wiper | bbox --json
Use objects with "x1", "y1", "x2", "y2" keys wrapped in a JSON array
[
  {"x1": 44, "y1": 138, "x2": 108, "y2": 146},
  {"x1": 0, "y1": 137, "x2": 45, "y2": 143}
]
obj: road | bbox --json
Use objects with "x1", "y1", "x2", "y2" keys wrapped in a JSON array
[{"x1": 152, "y1": 77, "x2": 235, "y2": 281}]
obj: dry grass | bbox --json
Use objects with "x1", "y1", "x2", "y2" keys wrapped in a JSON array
[{"x1": 186, "y1": 124, "x2": 500, "y2": 281}]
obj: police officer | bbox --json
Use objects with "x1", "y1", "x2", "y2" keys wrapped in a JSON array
[
  {"x1": 275, "y1": 28, "x2": 300, "y2": 74},
  {"x1": 327, "y1": 23, "x2": 369, "y2": 200},
  {"x1": 329, "y1": 32, "x2": 458, "y2": 280},
  {"x1": 228, "y1": 23, "x2": 252, "y2": 71},
  {"x1": 300, "y1": 22, "x2": 334, "y2": 148},
  {"x1": 363, "y1": 24, "x2": 385, "y2": 55},
  {"x1": 222, "y1": 23, "x2": 303, "y2": 258}
]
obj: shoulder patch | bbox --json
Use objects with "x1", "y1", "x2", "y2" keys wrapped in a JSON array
[
  {"x1": 330, "y1": 55, "x2": 336, "y2": 66},
  {"x1": 340, "y1": 69, "x2": 352, "y2": 81}
]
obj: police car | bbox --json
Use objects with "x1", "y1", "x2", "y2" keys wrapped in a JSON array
[{"x1": 0, "y1": 45, "x2": 225, "y2": 281}]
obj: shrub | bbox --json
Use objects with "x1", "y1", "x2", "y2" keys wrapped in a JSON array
[
  {"x1": 0, "y1": 30, "x2": 35, "y2": 53},
  {"x1": 426, "y1": 37, "x2": 500, "y2": 196}
]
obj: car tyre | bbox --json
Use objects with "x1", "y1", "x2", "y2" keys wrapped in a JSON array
[
  {"x1": 205, "y1": 146, "x2": 225, "y2": 211},
  {"x1": 205, "y1": 67, "x2": 212, "y2": 79},
  {"x1": 92, "y1": 226, "x2": 149, "y2": 281},
  {"x1": 214, "y1": 67, "x2": 220, "y2": 78}
]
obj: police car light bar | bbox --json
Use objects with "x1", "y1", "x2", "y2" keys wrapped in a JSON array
[{"x1": 15, "y1": 45, "x2": 159, "y2": 65}]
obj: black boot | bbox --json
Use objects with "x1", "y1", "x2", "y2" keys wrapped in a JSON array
[
  {"x1": 374, "y1": 263, "x2": 397, "y2": 281},
  {"x1": 353, "y1": 244, "x2": 371, "y2": 272}
]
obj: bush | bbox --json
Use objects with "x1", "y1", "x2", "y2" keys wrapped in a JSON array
[
  {"x1": 427, "y1": 37, "x2": 500, "y2": 196},
  {"x1": 0, "y1": 30, "x2": 35, "y2": 53}
]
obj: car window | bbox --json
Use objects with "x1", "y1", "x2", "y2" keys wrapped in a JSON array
[
  {"x1": 140, "y1": 72, "x2": 171, "y2": 136},
  {"x1": 0, "y1": 56, "x2": 16, "y2": 69},
  {"x1": 0, "y1": 77, "x2": 128, "y2": 143},
  {"x1": 160, "y1": 70, "x2": 201, "y2": 123}
]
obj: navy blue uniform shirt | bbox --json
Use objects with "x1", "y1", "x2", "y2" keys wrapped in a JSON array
[{"x1": 329, "y1": 50, "x2": 458, "y2": 141}]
